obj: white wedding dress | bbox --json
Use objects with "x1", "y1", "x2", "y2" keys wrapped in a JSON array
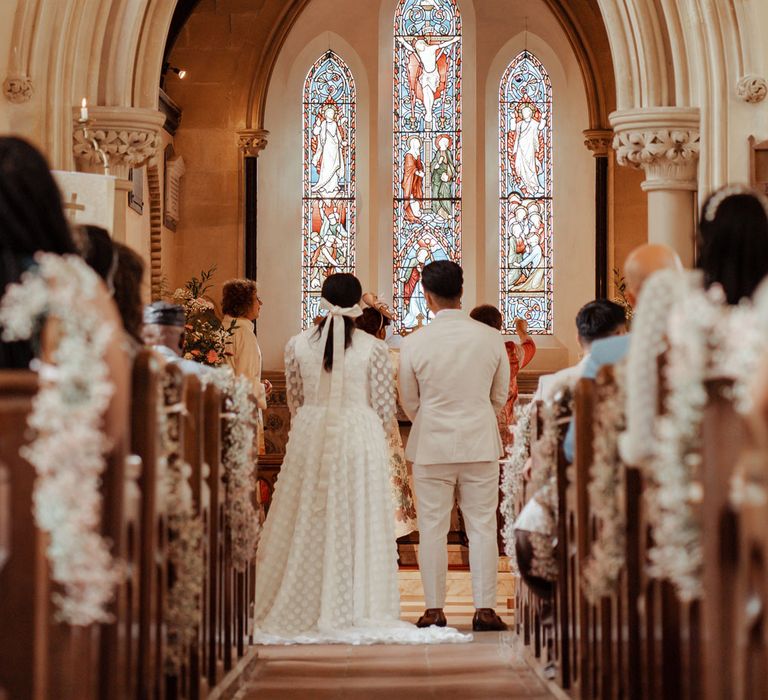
[{"x1": 252, "y1": 326, "x2": 468, "y2": 645}]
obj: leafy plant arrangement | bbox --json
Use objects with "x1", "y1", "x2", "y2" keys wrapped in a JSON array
[
  {"x1": 613, "y1": 268, "x2": 634, "y2": 325},
  {"x1": 172, "y1": 265, "x2": 236, "y2": 367}
]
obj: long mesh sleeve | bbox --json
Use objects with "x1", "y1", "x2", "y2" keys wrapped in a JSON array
[
  {"x1": 369, "y1": 341, "x2": 395, "y2": 428},
  {"x1": 284, "y1": 336, "x2": 304, "y2": 416}
]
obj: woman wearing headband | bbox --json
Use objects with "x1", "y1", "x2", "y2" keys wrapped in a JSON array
[
  {"x1": 252, "y1": 273, "x2": 466, "y2": 644},
  {"x1": 356, "y1": 294, "x2": 418, "y2": 540}
]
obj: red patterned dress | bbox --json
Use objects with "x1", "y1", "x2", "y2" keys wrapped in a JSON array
[{"x1": 498, "y1": 338, "x2": 536, "y2": 450}]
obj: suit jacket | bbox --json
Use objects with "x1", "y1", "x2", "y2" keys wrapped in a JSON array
[{"x1": 398, "y1": 309, "x2": 510, "y2": 465}]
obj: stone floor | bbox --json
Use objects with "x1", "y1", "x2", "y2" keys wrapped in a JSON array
[{"x1": 235, "y1": 570, "x2": 554, "y2": 699}]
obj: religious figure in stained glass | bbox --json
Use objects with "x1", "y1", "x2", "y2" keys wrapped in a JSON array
[
  {"x1": 302, "y1": 51, "x2": 356, "y2": 327},
  {"x1": 393, "y1": 0, "x2": 461, "y2": 332},
  {"x1": 499, "y1": 51, "x2": 552, "y2": 334}
]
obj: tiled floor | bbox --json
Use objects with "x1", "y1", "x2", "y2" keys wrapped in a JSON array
[
  {"x1": 235, "y1": 570, "x2": 554, "y2": 699},
  {"x1": 235, "y1": 631, "x2": 554, "y2": 699}
]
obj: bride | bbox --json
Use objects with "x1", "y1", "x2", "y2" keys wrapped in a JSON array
[{"x1": 252, "y1": 273, "x2": 467, "y2": 644}]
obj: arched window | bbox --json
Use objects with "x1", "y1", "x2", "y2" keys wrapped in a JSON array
[
  {"x1": 302, "y1": 50, "x2": 356, "y2": 327},
  {"x1": 393, "y1": 0, "x2": 461, "y2": 332},
  {"x1": 499, "y1": 51, "x2": 553, "y2": 333}
]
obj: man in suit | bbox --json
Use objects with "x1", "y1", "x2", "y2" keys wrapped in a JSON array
[{"x1": 399, "y1": 260, "x2": 511, "y2": 631}]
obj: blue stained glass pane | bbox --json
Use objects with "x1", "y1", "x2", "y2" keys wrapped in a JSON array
[
  {"x1": 499, "y1": 51, "x2": 553, "y2": 334},
  {"x1": 393, "y1": 0, "x2": 462, "y2": 333},
  {"x1": 302, "y1": 51, "x2": 356, "y2": 328}
]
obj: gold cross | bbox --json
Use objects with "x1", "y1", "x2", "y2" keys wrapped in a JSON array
[{"x1": 62, "y1": 192, "x2": 86, "y2": 220}]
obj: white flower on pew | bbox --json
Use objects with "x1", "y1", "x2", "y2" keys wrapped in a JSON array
[
  {"x1": 0, "y1": 253, "x2": 124, "y2": 625},
  {"x1": 582, "y1": 364, "x2": 627, "y2": 603},
  {"x1": 207, "y1": 371, "x2": 261, "y2": 571}
]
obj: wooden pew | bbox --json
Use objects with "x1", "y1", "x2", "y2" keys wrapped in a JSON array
[
  {"x1": 731, "y1": 439, "x2": 768, "y2": 700},
  {"x1": 701, "y1": 379, "x2": 748, "y2": 700},
  {"x1": 130, "y1": 350, "x2": 166, "y2": 700},
  {"x1": 0, "y1": 371, "x2": 100, "y2": 700}
]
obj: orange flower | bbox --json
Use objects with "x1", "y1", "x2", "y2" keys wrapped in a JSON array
[
  {"x1": 206, "y1": 350, "x2": 219, "y2": 364},
  {"x1": 191, "y1": 349, "x2": 201, "y2": 356}
]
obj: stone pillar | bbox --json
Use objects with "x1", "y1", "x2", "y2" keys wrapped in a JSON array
[
  {"x1": 237, "y1": 128, "x2": 269, "y2": 281},
  {"x1": 611, "y1": 108, "x2": 700, "y2": 267},
  {"x1": 584, "y1": 129, "x2": 613, "y2": 298},
  {"x1": 71, "y1": 105, "x2": 165, "y2": 180}
]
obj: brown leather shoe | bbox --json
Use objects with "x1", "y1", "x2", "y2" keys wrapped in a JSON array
[
  {"x1": 472, "y1": 608, "x2": 509, "y2": 631},
  {"x1": 416, "y1": 608, "x2": 447, "y2": 628}
]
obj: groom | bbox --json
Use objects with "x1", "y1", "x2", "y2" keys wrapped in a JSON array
[{"x1": 399, "y1": 261, "x2": 511, "y2": 631}]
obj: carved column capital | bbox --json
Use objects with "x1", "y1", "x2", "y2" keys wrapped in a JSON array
[
  {"x1": 736, "y1": 75, "x2": 768, "y2": 104},
  {"x1": 583, "y1": 129, "x2": 613, "y2": 157},
  {"x1": 610, "y1": 108, "x2": 700, "y2": 192},
  {"x1": 237, "y1": 128, "x2": 269, "y2": 157},
  {"x1": 3, "y1": 76, "x2": 33, "y2": 103},
  {"x1": 72, "y1": 106, "x2": 165, "y2": 179}
]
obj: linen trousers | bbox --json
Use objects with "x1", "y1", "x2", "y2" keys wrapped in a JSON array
[{"x1": 413, "y1": 461, "x2": 500, "y2": 609}]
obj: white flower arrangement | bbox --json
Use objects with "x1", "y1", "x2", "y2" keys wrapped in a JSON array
[
  {"x1": 0, "y1": 253, "x2": 124, "y2": 625},
  {"x1": 582, "y1": 364, "x2": 627, "y2": 603},
  {"x1": 157, "y1": 367, "x2": 204, "y2": 672},
  {"x1": 500, "y1": 402, "x2": 533, "y2": 573},
  {"x1": 209, "y1": 371, "x2": 261, "y2": 571}
]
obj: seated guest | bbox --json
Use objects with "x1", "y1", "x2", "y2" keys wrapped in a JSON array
[
  {"x1": 221, "y1": 279, "x2": 269, "y2": 453},
  {"x1": 112, "y1": 242, "x2": 145, "y2": 351},
  {"x1": 563, "y1": 243, "x2": 682, "y2": 461},
  {"x1": 0, "y1": 136, "x2": 130, "y2": 444},
  {"x1": 356, "y1": 294, "x2": 418, "y2": 539},
  {"x1": 470, "y1": 305, "x2": 535, "y2": 449},
  {"x1": 73, "y1": 224, "x2": 117, "y2": 288},
  {"x1": 142, "y1": 301, "x2": 211, "y2": 377},
  {"x1": 533, "y1": 300, "x2": 627, "y2": 403},
  {"x1": 698, "y1": 186, "x2": 768, "y2": 304}
]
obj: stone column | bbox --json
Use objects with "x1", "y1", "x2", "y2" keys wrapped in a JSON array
[
  {"x1": 71, "y1": 105, "x2": 165, "y2": 179},
  {"x1": 237, "y1": 128, "x2": 269, "y2": 281},
  {"x1": 584, "y1": 129, "x2": 613, "y2": 298},
  {"x1": 611, "y1": 108, "x2": 700, "y2": 267}
]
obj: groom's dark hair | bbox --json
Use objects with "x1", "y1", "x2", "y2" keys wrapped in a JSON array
[{"x1": 421, "y1": 260, "x2": 463, "y2": 300}]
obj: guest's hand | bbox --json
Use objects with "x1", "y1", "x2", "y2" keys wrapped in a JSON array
[
  {"x1": 514, "y1": 317, "x2": 529, "y2": 336},
  {"x1": 263, "y1": 380, "x2": 273, "y2": 397}
]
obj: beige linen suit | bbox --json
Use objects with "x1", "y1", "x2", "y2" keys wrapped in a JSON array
[{"x1": 399, "y1": 309, "x2": 510, "y2": 609}]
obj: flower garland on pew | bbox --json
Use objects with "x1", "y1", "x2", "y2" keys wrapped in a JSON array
[
  {"x1": 500, "y1": 402, "x2": 533, "y2": 573},
  {"x1": 525, "y1": 400, "x2": 562, "y2": 582},
  {"x1": 0, "y1": 253, "x2": 124, "y2": 624},
  {"x1": 582, "y1": 364, "x2": 627, "y2": 603},
  {"x1": 210, "y1": 371, "x2": 261, "y2": 570},
  {"x1": 158, "y1": 367, "x2": 205, "y2": 672}
]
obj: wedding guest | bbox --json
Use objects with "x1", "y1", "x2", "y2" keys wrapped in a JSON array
[
  {"x1": 470, "y1": 304, "x2": 536, "y2": 448},
  {"x1": 142, "y1": 301, "x2": 211, "y2": 377},
  {"x1": 0, "y1": 136, "x2": 130, "y2": 445},
  {"x1": 73, "y1": 224, "x2": 117, "y2": 288},
  {"x1": 221, "y1": 278, "x2": 270, "y2": 454},
  {"x1": 356, "y1": 295, "x2": 418, "y2": 539},
  {"x1": 112, "y1": 242, "x2": 145, "y2": 350},
  {"x1": 698, "y1": 186, "x2": 768, "y2": 304},
  {"x1": 563, "y1": 243, "x2": 682, "y2": 461},
  {"x1": 533, "y1": 299, "x2": 627, "y2": 403}
]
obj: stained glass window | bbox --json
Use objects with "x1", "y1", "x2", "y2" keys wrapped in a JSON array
[
  {"x1": 393, "y1": 0, "x2": 461, "y2": 332},
  {"x1": 499, "y1": 51, "x2": 553, "y2": 334},
  {"x1": 302, "y1": 51, "x2": 356, "y2": 327}
]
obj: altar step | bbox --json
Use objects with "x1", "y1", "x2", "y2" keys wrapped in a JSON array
[{"x1": 397, "y1": 568, "x2": 516, "y2": 627}]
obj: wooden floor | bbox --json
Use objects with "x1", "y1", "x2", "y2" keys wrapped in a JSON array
[
  {"x1": 234, "y1": 570, "x2": 554, "y2": 699},
  {"x1": 234, "y1": 631, "x2": 555, "y2": 699}
]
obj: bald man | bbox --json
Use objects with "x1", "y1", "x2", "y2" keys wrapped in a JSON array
[{"x1": 563, "y1": 244, "x2": 682, "y2": 461}]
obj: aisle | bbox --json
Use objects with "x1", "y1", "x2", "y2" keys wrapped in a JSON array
[
  {"x1": 235, "y1": 570, "x2": 553, "y2": 699},
  {"x1": 235, "y1": 632, "x2": 555, "y2": 699}
]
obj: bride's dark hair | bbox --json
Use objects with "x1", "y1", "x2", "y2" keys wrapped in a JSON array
[{"x1": 315, "y1": 273, "x2": 363, "y2": 372}]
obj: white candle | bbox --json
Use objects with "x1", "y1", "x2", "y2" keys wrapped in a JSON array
[{"x1": 80, "y1": 98, "x2": 88, "y2": 122}]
